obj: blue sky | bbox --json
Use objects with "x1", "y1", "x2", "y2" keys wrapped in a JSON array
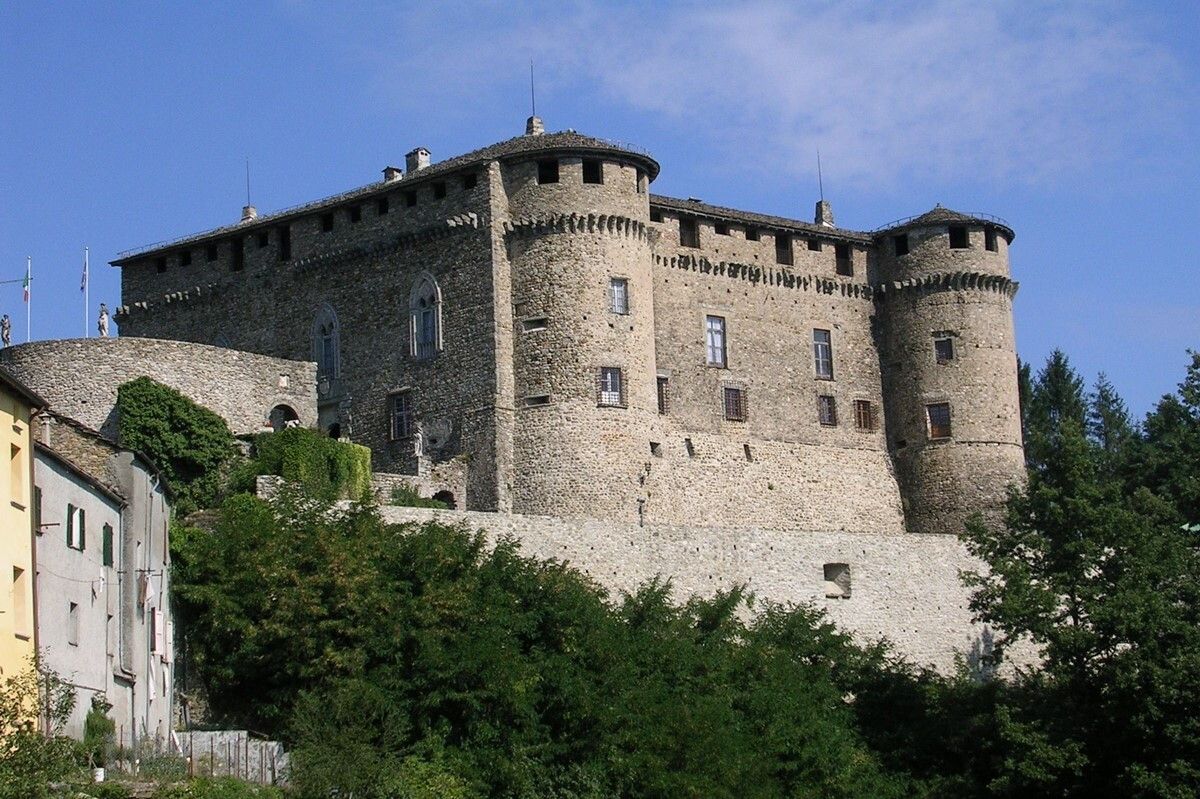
[{"x1": 2, "y1": 1, "x2": 1196, "y2": 416}]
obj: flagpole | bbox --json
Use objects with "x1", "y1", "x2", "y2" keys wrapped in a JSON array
[
  {"x1": 25, "y1": 256, "x2": 31, "y2": 343},
  {"x1": 84, "y1": 247, "x2": 90, "y2": 338}
]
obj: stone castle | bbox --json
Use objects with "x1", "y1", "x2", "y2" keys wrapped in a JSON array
[{"x1": 9, "y1": 118, "x2": 1028, "y2": 668}]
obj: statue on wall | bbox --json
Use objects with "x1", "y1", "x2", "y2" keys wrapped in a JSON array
[
  {"x1": 97, "y1": 303, "x2": 110, "y2": 338},
  {"x1": 0, "y1": 314, "x2": 10, "y2": 347}
]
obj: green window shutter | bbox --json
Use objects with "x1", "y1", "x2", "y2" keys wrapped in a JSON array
[
  {"x1": 102, "y1": 525, "x2": 114, "y2": 568},
  {"x1": 79, "y1": 508, "x2": 86, "y2": 551},
  {"x1": 33, "y1": 486, "x2": 41, "y2": 533},
  {"x1": 66, "y1": 503, "x2": 74, "y2": 548}
]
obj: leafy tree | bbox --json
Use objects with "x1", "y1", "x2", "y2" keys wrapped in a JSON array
[{"x1": 0, "y1": 662, "x2": 81, "y2": 799}]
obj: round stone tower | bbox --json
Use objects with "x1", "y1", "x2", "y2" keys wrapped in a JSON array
[
  {"x1": 873, "y1": 207, "x2": 1025, "y2": 536},
  {"x1": 499, "y1": 118, "x2": 661, "y2": 522}
]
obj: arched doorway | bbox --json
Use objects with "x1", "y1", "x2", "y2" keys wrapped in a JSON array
[
  {"x1": 269, "y1": 404, "x2": 300, "y2": 432},
  {"x1": 432, "y1": 490, "x2": 456, "y2": 510}
]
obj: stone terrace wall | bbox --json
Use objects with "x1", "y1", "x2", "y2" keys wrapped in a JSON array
[
  {"x1": 0, "y1": 337, "x2": 317, "y2": 438},
  {"x1": 379, "y1": 505, "x2": 999, "y2": 672}
]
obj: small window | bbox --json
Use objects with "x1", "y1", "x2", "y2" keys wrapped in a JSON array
[
  {"x1": 32, "y1": 486, "x2": 41, "y2": 534},
  {"x1": 893, "y1": 233, "x2": 909, "y2": 256},
  {"x1": 854, "y1": 400, "x2": 875, "y2": 431},
  {"x1": 705, "y1": 315, "x2": 727, "y2": 367},
  {"x1": 724, "y1": 386, "x2": 747, "y2": 422},
  {"x1": 537, "y1": 159, "x2": 559, "y2": 184},
  {"x1": 12, "y1": 567, "x2": 29, "y2": 638},
  {"x1": 597, "y1": 367, "x2": 625, "y2": 407},
  {"x1": 278, "y1": 225, "x2": 292, "y2": 261},
  {"x1": 714, "y1": 222, "x2": 729, "y2": 236},
  {"x1": 824, "y1": 563, "x2": 851, "y2": 599},
  {"x1": 684, "y1": 437, "x2": 695, "y2": 457},
  {"x1": 985, "y1": 227, "x2": 998, "y2": 252},
  {"x1": 155, "y1": 257, "x2": 166, "y2": 273},
  {"x1": 835, "y1": 243, "x2": 852, "y2": 276},
  {"x1": 180, "y1": 250, "x2": 192, "y2": 266},
  {"x1": 927, "y1": 402, "x2": 952, "y2": 439},
  {"x1": 935, "y1": 337, "x2": 955, "y2": 363},
  {"x1": 610, "y1": 278, "x2": 629, "y2": 314},
  {"x1": 775, "y1": 233, "x2": 793, "y2": 265},
  {"x1": 650, "y1": 209, "x2": 664, "y2": 223},
  {"x1": 231, "y1": 238, "x2": 245, "y2": 271},
  {"x1": 256, "y1": 230, "x2": 270, "y2": 248},
  {"x1": 679, "y1": 217, "x2": 699, "y2": 248},
  {"x1": 462, "y1": 173, "x2": 478, "y2": 190},
  {"x1": 650, "y1": 441, "x2": 662, "y2": 457},
  {"x1": 404, "y1": 190, "x2": 417, "y2": 207},
  {"x1": 636, "y1": 170, "x2": 647, "y2": 194},
  {"x1": 656, "y1": 376, "x2": 669, "y2": 415},
  {"x1": 807, "y1": 238, "x2": 821, "y2": 252},
  {"x1": 205, "y1": 243, "x2": 218, "y2": 262},
  {"x1": 9, "y1": 445, "x2": 22, "y2": 506},
  {"x1": 582, "y1": 159, "x2": 603, "y2": 184},
  {"x1": 948, "y1": 226, "x2": 969, "y2": 249},
  {"x1": 523, "y1": 395, "x2": 550, "y2": 407},
  {"x1": 433, "y1": 182, "x2": 447, "y2": 199},
  {"x1": 389, "y1": 392, "x2": 413, "y2": 440},
  {"x1": 66, "y1": 503, "x2": 85, "y2": 550},
  {"x1": 377, "y1": 196, "x2": 390, "y2": 215},
  {"x1": 813, "y1": 329, "x2": 833, "y2": 380},
  {"x1": 68, "y1": 602, "x2": 79, "y2": 646},
  {"x1": 745, "y1": 227, "x2": 760, "y2": 242},
  {"x1": 102, "y1": 524, "x2": 114, "y2": 568},
  {"x1": 521, "y1": 317, "x2": 548, "y2": 332},
  {"x1": 320, "y1": 212, "x2": 334, "y2": 232},
  {"x1": 818, "y1": 395, "x2": 837, "y2": 426},
  {"x1": 349, "y1": 205, "x2": 362, "y2": 223}
]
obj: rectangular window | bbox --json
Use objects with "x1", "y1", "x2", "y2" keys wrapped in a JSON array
[
  {"x1": 33, "y1": 486, "x2": 41, "y2": 534},
  {"x1": 404, "y1": 190, "x2": 417, "y2": 207},
  {"x1": 349, "y1": 205, "x2": 362, "y2": 223},
  {"x1": 68, "y1": 602, "x2": 79, "y2": 646},
  {"x1": 521, "y1": 317, "x2": 548, "y2": 332},
  {"x1": 231, "y1": 238, "x2": 245, "y2": 271},
  {"x1": 278, "y1": 225, "x2": 292, "y2": 261},
  {"x1": 813, "y1": 329, "x2": 833, "y2": 380},
  {"x1": 893, "y1": 233, "x2": 909, "y2": 256},
  {"x1": 66, "y1": 504, "x2": 86, "y2": 550},
  {"x1": 927, "y1": 402, "x2": 952, "y2": 439},
  {"x1": 835, "y1": 243, "x2": 852, "y2": 276},
  {"x1": 714, "y1": 222, "x2": 729, "y2": 236},
  {"x1": 416, "y1": 308, "x2": 436, "y2": 359},
  {"x1": 9, "y1": 444, "x2": 22, "y2": 506},
  {"x1": 155, "y1": 257, "x2": 166, "y2": 273},
  {"x1": 948, "y1": 226, "x2": 969, "y2": 249},
  {"x1": 824, "y1": 563, "x2": 851, "y2": 599},
  {"x1": 320, "y1": 212, "x2": 334, "y2": 232},
  {"x1": 102, "y1": 524, "x2": 114, "y2": 568},
  {"x1": 256, "y1": 230, "x2": 270, "y2": 248},
  {"x1": 12, "y1": 567, "x2": 28, "y2": 638},
  {"x1": 985, "y1": 227, "x2": 998, "y2": 252},
  {"x1": 151, "y1": 607, "x2": 164, "y2": 655},
  {"x1": 854, "y1": 400, "x2": 875, "y2": 431},
  {"x1": 818, "y1": 394, "x2": 837, "y2": 426},
  {"x1": 537, "y1": 159, "x2": 559, "y2": 184},
  {"x1": 205, "y1": 243, "x2": 218, "y2": 262},
  {"x1": 656, "y1": 376, "x2": 669, "y2": 415},
  {"x1": 636, "y1": 170, "x2": 646, "y2": 194},
  {"x1": 775, "y1": 233, "x2": 793, "y2": 265},
  {"x1": 180, "y1": 250, "x2": 192, "y2": 266},
  {"x1": 433, "y1": 182, "x2": 447, "y2": 199},
  {"x1": 705, "y1": 315, "x2": 727, "y2": 367},
  {"x1": 679, "y1": 217, "x2": 699, "y2": 248},
  {"x1": 389, "y1": 393, "x2": 412, "y2": 440},
  {"x1": 650, "y1": 209, "x2": 664, "y2": 223},
  {"x1": 807, "y1": 237, "x2": 821, "y2": 251},
  {"x1": 935, "y1": 337, "x2": 955, "y2": 363},
  {"x1": 582, "y1": 159, "x2": 603, "y2": 184},
  {"x1": 745, "y1": 227, "x2": 760, "y2": 242},
  {"x1": 597, "y1": 367, "x2": 624, "y2": 407},
  {"x1": 523, "y1": 395, "x2": 550, "y2": 407},
  {"x1": 609, "y1": 278, "x2": 629, "y2": 314},
  {"x1": 462, "y1": 173, "x2": 478, "y2": 190},
  {"x1": 723, "y1": 386, "x2": 747, "y2": 422},
  {"x1": 377, "y1": 196, "x2": 390, "y2": 215}
]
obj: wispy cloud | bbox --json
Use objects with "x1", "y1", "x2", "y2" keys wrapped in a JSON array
[{"x1": 312, "y1": 1, "x2": 1185, "y2": 189}]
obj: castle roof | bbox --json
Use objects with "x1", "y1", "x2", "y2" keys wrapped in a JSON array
[
  {"x1": 650, "y1": 195, "x2": 872, "y2": 244},
  {"x1": 874, "y1": 205, "x2": 1015, "y2": 243},
  {"x1": 112, "y1": 127, "x2": 659, "y2": 265}
]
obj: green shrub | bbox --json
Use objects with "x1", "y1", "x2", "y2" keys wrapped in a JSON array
[
  {"x1": 152, "y1": 778, "x2": 284, "y2": 799},
  {"x1": 389, "y1": 484, "x2": 448, "y2": 509},
  {"x1": 116, "y1": 377, "x2": 237, "y2": 515},
  {"x1": 241, "y1": 428, "x2": 371, "y2": 502}
]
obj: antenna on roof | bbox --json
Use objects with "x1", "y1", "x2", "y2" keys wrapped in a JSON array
[
  {"x1": 245, "y1": 157, "x2": 251, "y2": 206},
  {"x1": 530, "y1": 59, "x2": 536, "y2": 117},
  {"x1": 816, "y1": 149, "x2": 824, "y2": 202}
]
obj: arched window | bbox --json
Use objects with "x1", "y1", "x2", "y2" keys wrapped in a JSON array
[
  {"x1": 311, "y1": 304, "x2": 340, "y2": 378},
  {"x1": 409, "y1": 274, "x2": 442, "y2": 360}
]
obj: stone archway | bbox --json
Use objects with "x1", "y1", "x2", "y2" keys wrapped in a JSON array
[{"x1": 269, "y1": 404, "x2": 300, "y2": 432}]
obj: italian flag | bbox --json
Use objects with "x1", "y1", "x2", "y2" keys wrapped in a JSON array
[{"x1": 22, "y1": 264, "x2": 29, "y2": 302}]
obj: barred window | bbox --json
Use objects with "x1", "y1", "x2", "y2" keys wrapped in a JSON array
[
  {"x1": 854, "y1": 400, "x2": 875, "y2": 431},
  {"x1": 598, "y1": 367, "x2": 625, "y2": 407},
  {"x1": 656, "y1": 376, "x2": 669, "y2": 414},
  {"x1": 706, "y1": 315, "x2": 727, "y2": 367},
  {"x1": 927, "y1": 403, "x2": 952, "y2": 439},
  {"x1": 813, "y1": 329, "x2": 833, "y2": 379},
  {"x1": 724, "y1": 386, "x2": 747, "y2": 422},
  {"x1": 610, "y1": 278, "x2": 629, "y2": 314},
  {"x1": 818, "y1": 395, "x2": 837, "y2": 426},
  {"x1": 935, "y1": 337, "x2": 955, "y2": 363},
  {"x1": 389, "y1": 392, "x2": 413, "y2": 440}
]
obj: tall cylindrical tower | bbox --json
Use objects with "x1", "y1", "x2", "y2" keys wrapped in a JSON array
[
  {"x1": 874, "y1": 207, "x2": 1025, "y2": 536},
  {"x1": 499, "y1": 121, "x2": 661, "y2": 521}
]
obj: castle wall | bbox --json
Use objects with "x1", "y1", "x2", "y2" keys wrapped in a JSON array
[
  {"x1": 378, "y1": 505, "x2": 998, "y2": 672},
  {"x1": 0, "y1": 338, "x2": 317, "y2": 438}
]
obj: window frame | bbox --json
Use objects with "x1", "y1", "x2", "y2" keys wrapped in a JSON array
[
  {"x1": 389, "y1": 391, "x2": 413, "y2": 441},
  {"x1": 656, "y1": 376, "x2": 669, "y2": 415},
  {"x1": 597, "y1": 367, "x2": 625, "y2": 407},
  {"x1": 609, "y1": 277, "x2": 630, "y2": 315},
  {"x1": 927, "y1": 402, "x2": 952, "y2": 440},
  {"x1": 679, "y1": 216, "x2": 700, "y2": 248},
  {"x1": 853, "y1": 400, "x2": 875, "y2": 431},
  {"x1": 813, "y1": 328, "x2": 834, "y2": 380},
  {"x1": 312, "y1": 304, "x2": 340, "y2": 379},
  {"x1": 536, "y1": 158, "x2": 559, "y2": 184},
  {"x1": 409, "y1": 273, "x2": 443, "y2": 360},
  {"x1": 66, "y1": 503, "x2": 85, "y2": 551},
  {"x1": 705, "y1": 315, "x2": 727, "y2": 368},
  {"x1": 723, "y1": 386, "x2": 748, "y2": 422},
  {"x1": 934, "y1": 337, "x2": 955, "y2": 364},
  {"x1": 818, "y1": 394, "x2": 838, "y2": 427}
]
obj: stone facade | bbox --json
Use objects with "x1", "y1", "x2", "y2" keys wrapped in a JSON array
[{"x1": 0, "y1": 337, "x2": 317, "y2": 439}]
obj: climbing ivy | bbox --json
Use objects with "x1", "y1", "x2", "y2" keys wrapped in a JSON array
[{"x1": 240, "y1": 427, "x2": 372, "y2": 502}]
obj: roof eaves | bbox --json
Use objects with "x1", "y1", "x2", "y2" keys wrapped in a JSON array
[{"x1": 34, "y1": 440, "x2": 128, "y2": 506}]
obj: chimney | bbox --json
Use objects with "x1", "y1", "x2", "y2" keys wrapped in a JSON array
[
  {"x1": 405, "y1": 147, "x2": 431, "y2": 173},
  {"x1": 525, "y1": 115, "x2": 544, "y2": 136},
  {"x1": 241, "y1": 205, "x2": 258, "y2": 223},
  {"x1": 382, "y1": 165, "x2": 403, "y2": 182},
  {"x1": 814, "y1": 200, "x2": 834, "y2": 227}
]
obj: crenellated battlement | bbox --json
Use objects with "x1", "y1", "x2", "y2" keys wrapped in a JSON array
[
  {"x1": 874, "y1": 271, "x2": 1019, "y2": 300},
  {"x1": 502, "y1": 212, "x2": 651, "y2": 241}
]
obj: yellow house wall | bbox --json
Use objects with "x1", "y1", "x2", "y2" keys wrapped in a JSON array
[{"x1": 0, "y1": 387, "x2": 36, "y2": 682}]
